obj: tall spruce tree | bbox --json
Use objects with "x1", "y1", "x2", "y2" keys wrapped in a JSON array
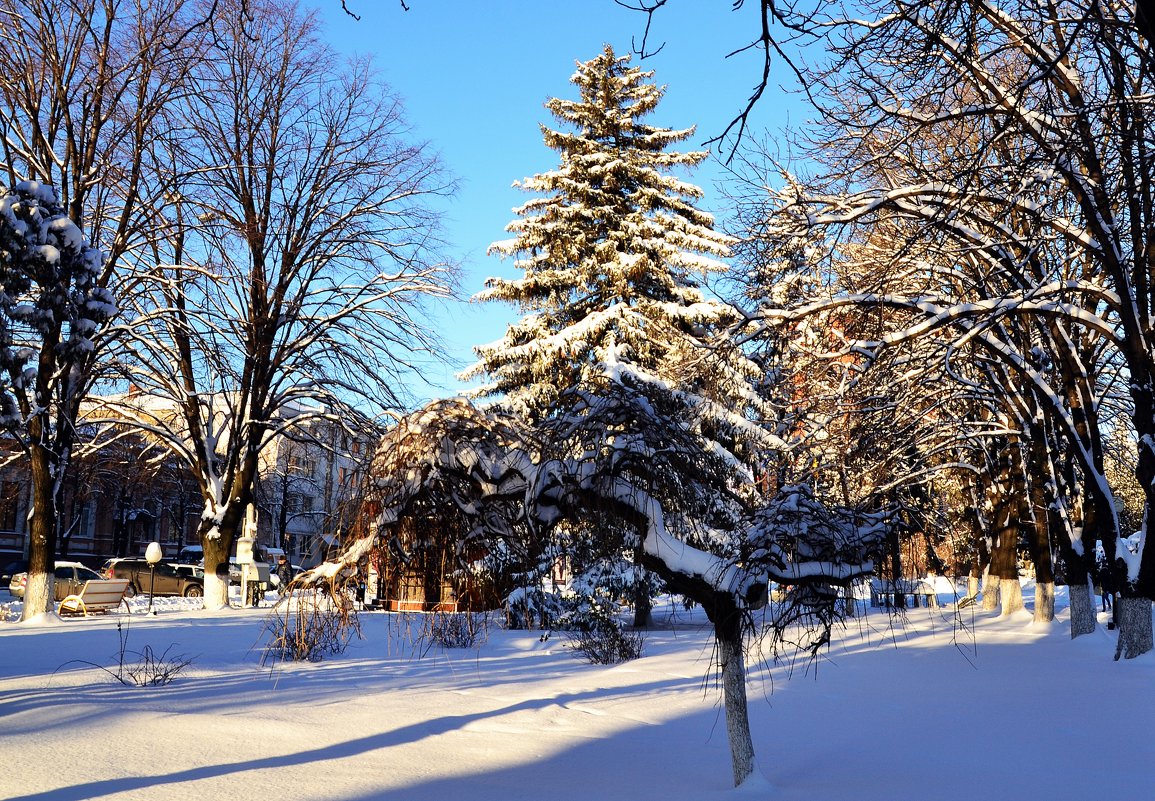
[
  {"x1": 464, "y1": 44, "x2": 746, "y2": 421},
  {"x1": 465, "y1": 47, "x2": 794, "y2": 784}
]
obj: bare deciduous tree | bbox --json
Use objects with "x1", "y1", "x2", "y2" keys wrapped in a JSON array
[
  {"x1": 107, "y1": 0, "x2": 453, "y2": 608},
  {"x1": 0, "y1": 0, "x2": 204, "y2": 618},
  {"x1": 737, "y1": 0, "x2": 1155, "y2": 654}
]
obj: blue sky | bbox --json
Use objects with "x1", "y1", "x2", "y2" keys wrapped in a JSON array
[{"x1": 315, "y1": 1, "x2": 803, "y2": 403}]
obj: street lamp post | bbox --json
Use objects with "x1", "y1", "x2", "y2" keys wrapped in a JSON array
[{"x1": 145, "y1": 541, "x2": 163, "y2": 616}]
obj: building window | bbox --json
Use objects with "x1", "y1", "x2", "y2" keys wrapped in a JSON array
[
  {"x1": 288, "y1": 454, "x2": 316, "y2": 477},
  {"x1": 286, "y1": 493, "x2": 314, "y2": 515},
  {"x1": 78, "y1": 502, "x2": 94, "y2": 538},
  {"x1": 0, "y1": 481, "x2": 21, "y2": 531}
]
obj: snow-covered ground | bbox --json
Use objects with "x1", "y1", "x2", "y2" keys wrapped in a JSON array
[{"x1": 1, "y1": 583, "x2": 1151, "y2": 801}]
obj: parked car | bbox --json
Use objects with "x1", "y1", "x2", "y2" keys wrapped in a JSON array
[
  {"x1": 176, "y1": 545, "x2": 203, "y2": 564},
  {"x1": 175, "y1": 546, "x2": 275, "y2": 585},
  {"x1": 183, "y1": 557, "x2": 243, "y2": 586},
  {"x1": 171, "y1": 563, "x2": 211, "y2": 593},
  {"x1": 2, "y1": 559, "x2": 28, "y2": 594},
  {"x1": 102, "y1": 557, "x2": 205, "y2": 598},
  {"x1": 174, "y1": 563, "x2": 205, "y2": 578},
  {"x1": 8, "y1": 561, "x2": 103, "y2": 600}
]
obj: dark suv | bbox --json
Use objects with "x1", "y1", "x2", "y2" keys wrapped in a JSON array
[{"x1": 103, "y1": 558, "x2": 205, "y2": 598}]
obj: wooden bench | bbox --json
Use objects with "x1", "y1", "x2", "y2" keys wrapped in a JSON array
[
  {"x1": 58, "y1": 578, "x2": 131, "y2": 617},
  {"x1": 870, "y1": 578, "x2": 939, "y2": 609},
  {"x1": 955, "y1": 593, "x2": 979, "y2": 609}
]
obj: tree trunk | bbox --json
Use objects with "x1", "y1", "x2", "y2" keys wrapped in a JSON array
[
  {"x1": 713, "y1": 600, "x2": 755, "y2": 786},
  {"x1": 998, "y1": 442, "x2": 1027, "y2": 616},
  {"x1": 641, "y1": 558, "x2": 760, "y2": 787},
  {"x1": 964, "y1": 484, "x2": 987, "y2": 604},
  {"x1": 981, "y1": 480, "x2": 1009, "y2": 613},
  {"x1": 886, "y1": 520, "x2": 905, "y2": 609},
  {"x1": 986, "y1": 502, "x2": 1022, "y2": 615},
  {"x1": 1049, "y1": 451, "x2": 1096, "y2": 636},
  {"x1": 1033, "y1": 581, "x2": 1054, "y2": 624},
  {"x1": 1065, "y1": 498, "x2": 1098, "y2": 637},
  {"x1": 1113, "y1": 597, "x2": 1154, "y2": 660},
  {"x1": 632, "y1": 554, "x2": 653, "y2": 627},
  {"x1": 632, "y1": 588, "x2": 653, "y2": 628},
  {"x1": 1025, "y1": 439, "x2": 1055, "y2": 623},
  {"x1": 980, "y1": 564, "x2": 999, "y2": 612},
  {"x1": 998, "y1": 578, "x2": 1024, "y2": 616},
  {"x1": 967, "y1": 534, "x2": 985, "y2": 602},
  {"x1": 201, "y1": 522, "x2": 236, "y2": 609},
  {"x1": 21, "y1": 444, "x2": 59, "y2": 620},
  {"x1": 1068, "y1": 579, "x2": 1097, "y2": 638},
  {"x1": 1120, "y1": 370, "x2": 1155, "y2": 655},
  {"x1": 1102, "y1": 492, "x2": 1153, "y2": 657}
]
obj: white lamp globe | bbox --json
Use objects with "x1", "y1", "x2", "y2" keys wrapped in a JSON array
[{"x1": 145, "y1": 541, "x2": 164, "y2": 565}]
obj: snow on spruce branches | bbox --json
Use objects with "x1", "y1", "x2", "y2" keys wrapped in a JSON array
[
  {"x1": 464, "y1": 44, "x2": 751, "y2": 426},
  {"x1": 438, "y1": 46, "x2": 884, "y2": 786}
]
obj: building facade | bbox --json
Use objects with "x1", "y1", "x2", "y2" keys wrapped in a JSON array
[{"x1": 0, "y1": 405, "x2": 377, "y2": 570}]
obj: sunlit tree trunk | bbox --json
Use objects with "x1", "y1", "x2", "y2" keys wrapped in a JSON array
[
  {"x1": 21, "y1": 442, "x2": 59, "y2": 618},
  {"x1": 983, "y1": 443, "x2": 1023, "y2": 615},
  {"x1": 1065, "y1": 489, "x2": 1101, "y2": 638},
  {"x1": 1025, "y1": 435, "x2": 1055, "y2": 623},
  {"x1": 707, "y1": 594, "x2": 755, "y2": 786}
]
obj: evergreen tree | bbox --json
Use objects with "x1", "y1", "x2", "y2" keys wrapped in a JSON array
[
  {"x1": 464, "y1": 44, "x2": 746, "y2": 422},
  {"x1": 0, "y1": 181, "x2": 113, "y2": 620},
  {"x1": 462, "y1": 49, "x2": 804, "y2": 784},
  {"x1": 466, "y1": 43, "x2": 779, "y2": 631}
]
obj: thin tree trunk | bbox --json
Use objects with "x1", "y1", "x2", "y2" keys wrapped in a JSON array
[
  {"x1": 979, "y1": 469, "x2": 1006, "y2": 613},
  {"x1": 1064, "y1": 498, "x2": 1098, "y2": 637},
  {"x1": 1051, "y1": 450, "x2": 1096, "y2": 636},
  {"x1": 962, "y1": 478, "x2": 987, "y2": 604},
  {"x1": 886, "y1": 520, "x2": 905, "y2": 609},
  {"x1": 714, "y1": 601, "x2": 755, "y2": 786},
  {"x1": 999, "y1": 442, "x2": 1027, "y2": 616},
  {"x1": 1043, "y1": 338, "x2": 1102, "y2": 637},
  {"x1": 1026, "y1": 433, "x2": 1055, "y2": 623},
  {"x1": 968, "y1": 533, "x2": 987, "y2": 602},
  {"x1": 632, "y1": 550, "x2": 652, "y2": 627}
]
